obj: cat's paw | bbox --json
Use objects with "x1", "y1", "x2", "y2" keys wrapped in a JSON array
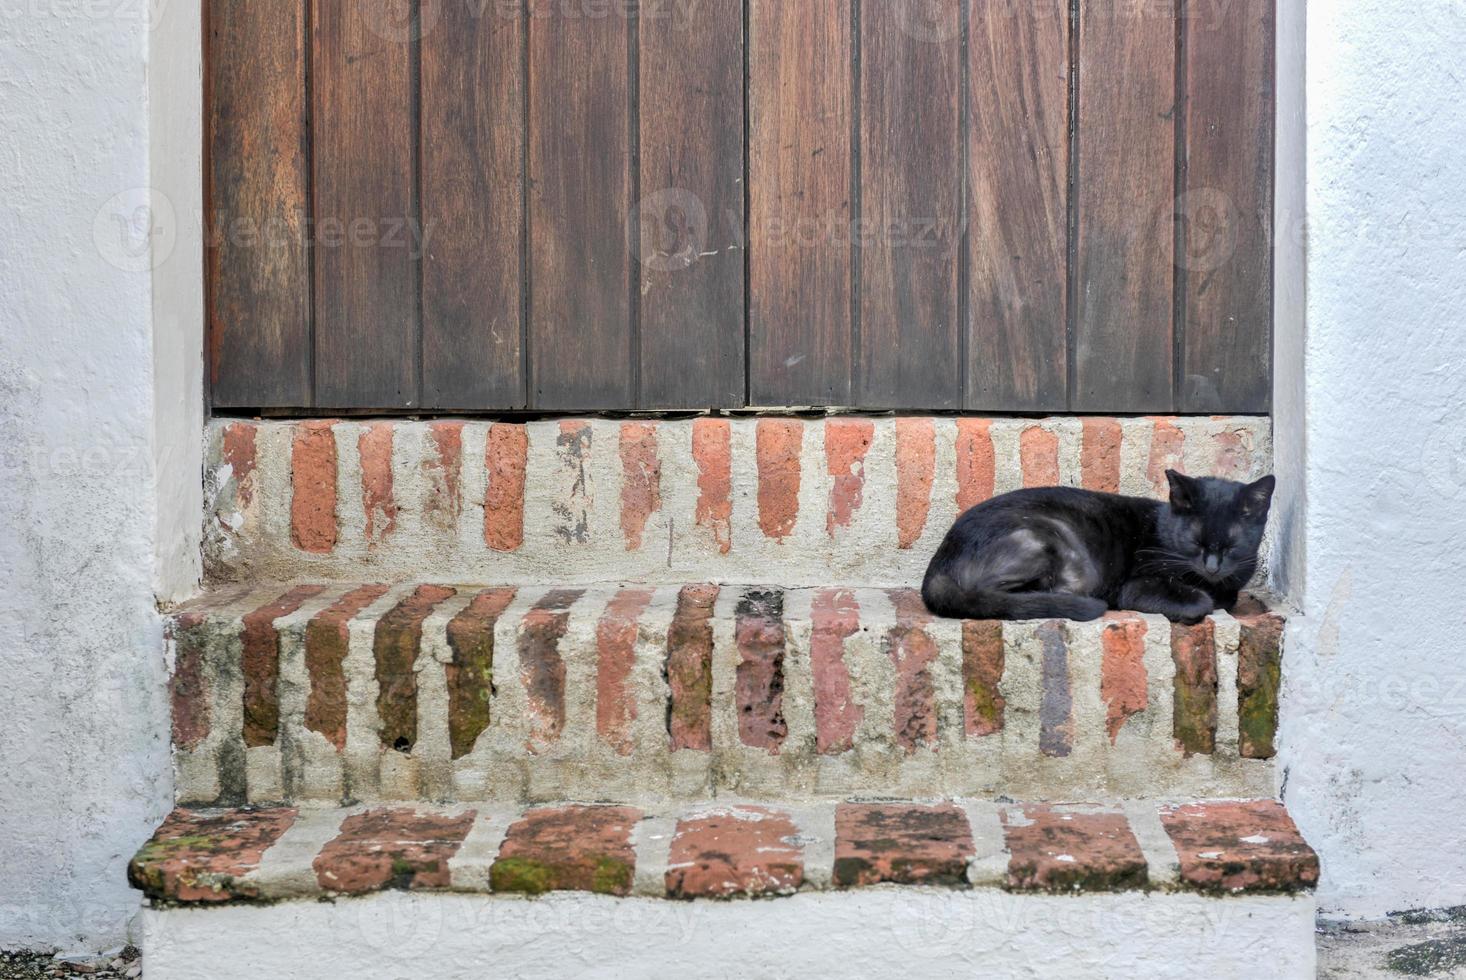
[
  {"x1": 1069, "y1": 597, "x2": 1109, "y2": 622},
  {"x1": 1169, "y1": 601, "x2": 1215, "y2": 625}
]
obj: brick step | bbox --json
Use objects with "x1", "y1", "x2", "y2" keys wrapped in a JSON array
[
  {"x1": 169, "y1": 583, "x2": 1286, "y2": 805},
  {"x1": 205, "y1": 415, "x2": 1271, "y2": 587},
  {"x1": 133, "y1": 799, "x2": 1318, "y2": 979},
  {"x1": 131, "y1": 798, "x2": 1317, "y2": 903}
]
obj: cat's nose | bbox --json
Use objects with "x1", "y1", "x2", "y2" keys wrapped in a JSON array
[{"x1": 1203, "y1": 553, "x2": 1222, "y2": 575}]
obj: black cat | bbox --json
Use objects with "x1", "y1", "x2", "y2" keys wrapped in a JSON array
[{"x1": 921, "y1": 471, "x2": 1276, "y2": 624}]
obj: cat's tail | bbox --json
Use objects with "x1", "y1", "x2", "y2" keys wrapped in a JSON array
[{"x1": 922, "y1": 573, "x2": 1107, "y2": 622}]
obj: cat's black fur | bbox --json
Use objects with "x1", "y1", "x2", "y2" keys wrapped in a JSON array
[{"x1": 921, "y1": 471, "x2": 1275, "y2": 624}]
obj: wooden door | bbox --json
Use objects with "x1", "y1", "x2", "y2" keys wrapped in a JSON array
[{"x1": 207, "y1": 0, "x2": 1274, "y2": 414}]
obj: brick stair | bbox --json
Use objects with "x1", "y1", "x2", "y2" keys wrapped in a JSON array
[
  {"x1": 132, "y1": 799, "x2": 1317, "y2": 903},
  {"x1": 132, "y1": 798, "x2": 1318, "y2": 977},
  {"x1": 134, "y1": 412, "x2": 1317, "y2": 978},
  {"x1": 168, "y1": 583, "x2": 1285, "y2": 805}
]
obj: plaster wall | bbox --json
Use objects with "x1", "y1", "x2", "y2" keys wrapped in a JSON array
[{"x1": 1275, "y1": 0, "x2": 1466, "y2": 918}]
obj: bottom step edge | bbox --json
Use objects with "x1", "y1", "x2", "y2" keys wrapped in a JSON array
[{"x1": 140, "y1": 888, "x2": 1318, "y2": 980}]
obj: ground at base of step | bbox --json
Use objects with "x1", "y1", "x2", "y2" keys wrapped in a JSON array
[
  {"x1": 1319, "y1": 908, "x2": 1466, "y2": 978},
  {"x1": 0, "y1": 947, "x2": 139, "y2": 980}
]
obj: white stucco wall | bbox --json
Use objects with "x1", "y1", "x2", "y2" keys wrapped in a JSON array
[
  {"x1": 0, "y1": 0, "x2": 199, "y2": 953},
  {"x1": 1276, "y1": 0, "x2": 1466, "y2": 918}
]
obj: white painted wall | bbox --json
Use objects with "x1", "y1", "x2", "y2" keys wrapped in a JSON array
[
  {"x1": 142, "y1": 890, "x2": 1317, "y2": 980},
  {"x1": 0, "y1": 0, "x2": 200, "y2": 953},
  {"x1": 1276, "y1": 0, "x2": 1466, "y2": 919}
]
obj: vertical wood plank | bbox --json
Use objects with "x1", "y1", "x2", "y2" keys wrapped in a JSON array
[
  {"x1": 312, "y1": 0, "x2": 419, "y2": 408},
  {"x1": 749, "y1": 0, "x2": 852, "y2": 407},
  {"x1": 420, "y1": 0, "x2": 525, "y2": 410},
  {"x1": 967, "y1": 0, "x2": 1070, "y2": 412},
  {"x1": 1180, "y1": 0, "x2": 1274, "y2": 412},
  {"x1": 207, "y1": 0, "x2": 312, "y2": 408},
  {"x1": 637, "y1": 0, "x2": 745, "y2": 409},
  {"x1": 1074, "y1": 0, "x2": 1176, "y2": 412},
  {"x1": 527, "y1": 0, "x2": 632, "y2": 409},
  {"x1": 859, "y1": 0, "x2": 962, "y2": 409}
]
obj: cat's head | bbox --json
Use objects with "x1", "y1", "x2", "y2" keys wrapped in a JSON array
[{"x1": 1156, "y1": 470, "x2": 1276, "y2": 585}]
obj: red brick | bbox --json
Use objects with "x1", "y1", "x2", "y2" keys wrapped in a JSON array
[
  {"x1": 596, "y1": 587, "x2": 655, "y2": 756},
  {"x1": 825, "y1": 418, "x2": 874, "y2": 536},
  {"x1": 666, "y1": 807, "x2": 803, "y2": 899},
  {"x1": 810, "y1": 588, "x2": 862, "y2": 754},
  {"x1": 1147, "y1": 418, "x2": 1186, "y2": 498},
  {"x1": 358, "y1": 422, "x2": 398, "y2": 545},
  {"x1": 619, "y1": 422, "x2": 662, "y2": 551},
  {"x1": 221, "y1": 422, "x2": 258, "y2": 509},
  {"x1": 1101, "y1": 613, "x2": 1149, "y2": 744},
  {"x1": 1080, "y1": 417, "x2": 1123, "y2": 493},
  {"x1": 962, "y1": 620, "x2": 1005, "y2": 737},
  {"x1": 241, "y1": 585, "x2": 327, "y2": 749},
  {"x1": 425, "y1": 421, "x2": 464, "y2": 530},
  {"x1": 518, "y1": 589, "x2": 583, "y2": 753},
  {"x1": 375, "y1": 585, "x2": 456, "y2": 754},
  {"x1": 554, "y1": 421, "x2": 593, "y2": 543},
  {"x1": 1212, "y1": 427, "x2": 1253, "y2": 481},
  {"x1": 1172, "y1": 619, "x2": 1218, "y2": 755},
  {"x1": 1019, "y1": 424, "x2": 1060, "y2": 487},
  {"x1": 305, "y1": 584, "x2": 391, "y2": 751},
  {"x1": 955, "y1": 417, "x2": 995, "y2": 512},
  {"x1": 314, "y1": 808, "x2": 476, "y2": 895},
  {"x1": 484, "y1": 423, "x2": 527, "y2": 552},
  {"x1": 444, "y1": 588, "x2": 517, "y2": 760},
  {"x1": 734, "y1": 589, "x2": 787, "y2": 753},
  {"x1": 491, "y1": 805, "x2": 641, "y2": 896},
  {"x1": 666, "y1": 584, "x2": 718, "y2": 752},
  {"x1": 692, "y1": 418, "x2": 732, "y2": 554},
  {"x1": 1160, "y1": 800, "x2": 1319, "y2": 894},
  {"x1": 170, "y1": 619, "x2": 211, "y2": 751},
  {"x1": 128, "y1": 807, "x2": 297, "y2": 903},
  {"x1": 833, "y1": 803, "x2": 973, "y2": 888},
  {"x1": 290, "y1": 420, "x2": 338, "y2": 553},
  {"x1": 756, "y1": 419, "x2": 803, "y2": 542},
  {"x1": 884, "y1": 589, "x2": 938, "y2": 753},
  {"x1": 1003, "y1": 805, "x2": 1148, "y2": 892},
  {"x1": 895, "y1": 418, "x2": 936, "y2": 548}
]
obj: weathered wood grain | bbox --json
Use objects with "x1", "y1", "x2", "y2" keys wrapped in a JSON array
[
  {"x1": 420, "y1": 0, "x2": 525, "y2": 409},
  {"x1": 748, "y1": 0, "x2": 853, "y2": 406},
  {"x1": 1179, "y1": 0, "x2": 1274, "y2": 412},
  {"x1": 207, "y1": 0, "x2": 312, "y2": 408},
  {"x1": 859, "y1": 0, "x2": 962, "y2": 409},
  {"x1": 527, "y1": 0, "x2": 632, "y2": 409},
  {"x1": 1074, "y1": 0, "x2": 1176, "y2": 412},
  {"x1": 967, "y1": 0, "x2": 1070, "y2": 411},
  {"x1": 312, "y1": 0, "x2": 420, "y2": 408}
]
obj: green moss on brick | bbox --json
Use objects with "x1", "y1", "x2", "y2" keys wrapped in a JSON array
[
  {"x1": 589, "y1": 856, "x2": 634, "y2": 896},
  {"x1": 490, "y1": 857, "x2": 558, "y2": 895},
  {"x1": 1238, "y1": 615, "x2": 1284, "y2": 759},
  {"x1": 1171, "y1": 621, "x2": 1218, "y2": 755}
]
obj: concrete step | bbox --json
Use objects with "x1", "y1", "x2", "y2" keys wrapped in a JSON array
[
  {"x1": 204, "y1": 415, "x2": 1271, "y2": 587},
  {"x1": 132, "y1": 798, "x2": 1318, "y2": 979},
  {"x1": 168, "y1": 584, "x2": 1286, "y2": 806}
]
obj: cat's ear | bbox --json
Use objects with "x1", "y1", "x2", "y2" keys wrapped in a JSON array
[
  {"x1": 1240, "y1": 475, "x2": 1277, "y2": 520},
  {"x1": 1166, "y1": 470, "x2": 1199, "y2": 513}
]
